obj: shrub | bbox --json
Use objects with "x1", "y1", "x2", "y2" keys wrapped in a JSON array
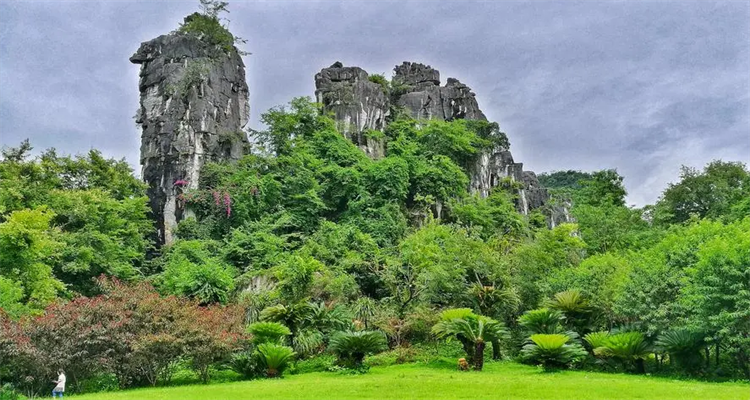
[
  {"x1": 547, "y1": 290, "x2": 595, "y2": 333},
  {"x1": 230, "y1": 351, "x2": 263, "y2": 380},
  {"x1": 328, "y1": 331, "x2": 388, "y2": 369},
  {"x1": 656, "y1": 329, "x2": 705, "y2": 373},
  {"x1": 0, "y1": 384, "x2": 26, "y2": 400},
  {"x1": 0, "y1": 278, "x2": 247, "y2": 394},
  {"x1": 583, "y1": 331, "x2": 610, "y2": 351},
  {"x1": 291, "y1": 354, "x2": 336, "y2": 374},
  {"x1": 518, "y1": 308, "x2": 565, "y2": 334},
  {"x1": 247, "y1": 322, "x2": 291, "y2": 345},
  {"x1": 521, "y1": 334, "x2": 587, "y2": 370},
  {"x1": 367, "y1": 74, "x2": 389, "y2": 94},
  {"x1": 592, "y1": 331, "x2": 651, "y2": 373},
  {"x1": 432, "y1": 309, "x2": 509, "y2": 371},
  {"x1": 185, "y1": 306, "x2": 245, "y2": 383},
  {"x1": 257, "y1": 343, "x2": 296, "y2": 378}
]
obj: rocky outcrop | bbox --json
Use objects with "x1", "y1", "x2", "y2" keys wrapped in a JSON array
[
  {"x1": 131, "y1": 32, "x2": 249, "y2": 245},
  {"x1": 315, "y1": 61, "x2": 553, "y2": 216},
  {"x1": 314, "y1": 62, "x2": 388, "y2": 158},
  {"x1": 393, "y1": 62, "x2": 487, "y2": 121}
]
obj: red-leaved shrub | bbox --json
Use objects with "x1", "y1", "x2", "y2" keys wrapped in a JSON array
[{"x1": 0, "y1": 277, "x2": 246, "y2": 396}]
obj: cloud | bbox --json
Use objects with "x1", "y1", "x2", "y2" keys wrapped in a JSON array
[{"x1": 0, "y1": 0, "x2": 747, "y2": 206}]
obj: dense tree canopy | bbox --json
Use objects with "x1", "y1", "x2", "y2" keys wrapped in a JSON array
[{"x1": 2, "y1": 97, "x2": 749, "y2": 395}]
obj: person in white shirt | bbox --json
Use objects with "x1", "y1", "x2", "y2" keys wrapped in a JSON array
[{"x1": 52, "y1": 370, "x2": 65, "y2": 398}]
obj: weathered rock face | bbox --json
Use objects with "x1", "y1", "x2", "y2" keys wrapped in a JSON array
[
  {"x1": 314, "y1": 62, "x2": 388, "y2": 158},
  {"x1": 393, "y1": 62, "x2": 487, "y2": 122},
  {"x1": 131, "y1": 33, "x2": 249, "y2": 245},
  {"x1": 316, "y1": 60, "x2": 553, "y2": 217}
]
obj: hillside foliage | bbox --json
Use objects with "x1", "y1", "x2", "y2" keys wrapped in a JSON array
[{"x1": 1, "y1": 97, "x2": 749, "y2": 396}]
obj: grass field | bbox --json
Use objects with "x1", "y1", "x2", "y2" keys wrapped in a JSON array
[{"x1": 73, "y1": 361, "x2": 749, "y2": 400}]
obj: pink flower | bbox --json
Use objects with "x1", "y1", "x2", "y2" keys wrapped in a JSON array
[{"x1": 223, "y1": 192, "x2": 232, "y2": 217}]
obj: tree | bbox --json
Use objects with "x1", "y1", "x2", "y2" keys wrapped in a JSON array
[
  {"x1": 158, "y1": 240, "x2": 237, "y2": 304},
  {"x1": 575, "y1": 169, "x2": 627, "y2": 208},
  {"x1": 0, "y1": 208, "x2": 63, "y2": 312},
  {"x1": 655, "y1": 161, "x2": 750, "y2": 224},
  {"x1": 680, "y1": 218, "x2": 750, "y2": 378}
]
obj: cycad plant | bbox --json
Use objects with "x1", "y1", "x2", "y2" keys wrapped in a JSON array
[
  {"x1": 247, "y1": 321, "x2": 291, "y2": 345},
  {"x1": 591, "y1": 331, "x2": 651, "y2": 373},
  {"x1": 518, "y1": 308, "x2": 565, "y2": 334},
  {"x1": 256, "y1": 343, "x2": 296, "y2": 378},
  {"x1": 583, "y1": 331, "x2": 610, "y2": 352},
  {"x1": 521, "y1": 333, "x2": 587, "y2": 370},
  {"x1": 432, "y1": 310, "x2": 509, "y2": 371},
  {"x1": 433, "y1": 308, "x2": 476, "y2": 363},
  {"x1": 656, "y1": 328, "x2": 705, "y2": 373},
  {"x1": 547, "y1": 290, "x2": 595, "y2": 334},
  {"x1": 328, "y1": 330, "x2": 388, "y2": 369}
]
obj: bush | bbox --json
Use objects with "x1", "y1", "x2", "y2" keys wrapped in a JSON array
[
  {"x1": 518, "y1": 308, "x2": 565, "y2": 334},
  {"x1": 230, "y1": 351, "x2": 263, "y2": 380},
  {"x1": 367, "y1": 74, "x2": 389, "y2": 94},
  {"x1": 257, "y1": 343, "x2": 296, "y2": 378},
  {"x1": 521, "y1": 334, "x2": 587, "y2": 370},
  {"x1": 0, "y1": 384, "x2": 26, "y2": 400},
  {"x1": 328, "y1": 331, "x2": 388, "y2": 369},
  {"x1": 0, "y1": 278, "x2": 247, "y2": 394},
  {"x1": 247, "y1": 322, "x2": 291, "y2": 345},
  {"x1": 656, "y1": 329, "x2": 705, "y2": 373},
  {"x1": 291, "y1": 354, "x2": 336, "y2": 374},
  {"x1": 590, "y1": 331, "x2": 651, "y2": 373}
]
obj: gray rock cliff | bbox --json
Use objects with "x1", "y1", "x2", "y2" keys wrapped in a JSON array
[
  {"x1": 131, "y1": 32, "x2": 249, "y2": 245},
  {"x1": 316, "y1": 61, "x2": 551, "y2": 216},
  {"x1": 393, "y1": 62, "x2": 487, "y2": 121},
  {"x1": 314, "y1": 62, "x2": 388, "y2": 158}
]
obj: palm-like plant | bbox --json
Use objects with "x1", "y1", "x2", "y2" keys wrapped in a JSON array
[
  {"x1": 583, "y1": 331, "x2": 609, "y2": 350},
  {"x1": 293, "y1": 329, "x2": 324, "y2": 357},
  {"x1": 656, "y1": 329, "x2": 705, "y2": 372},
  {"x1": 256, "y1": 343, "x2": 296, "y2": 378},
  {"x1": 433, "y1": 308, "x2": 478, "y2": 363},
  {"x1": 521, "y1": 333, "x2": 587, "y2": 370},
  {"x1": 518, "y1": 308, "x2": 565, "y2": 334},
  {"x1": 432, "y1": 313, "x2": 509, "y2": 371},
  {"x1": 247, "y1": 321, "x2": 291, "y2": 345},
  {"x1": 597, "y1": 331, "x2": 651, "y2": 373},
  {"x1": 260, "y1": 303, "x2": 311, "y2": 338},
  {"x1": 547, "y1": 290, "x2": 595, "y2": 334},
  {"x1": 351, "y1": 297, "x2": 377, "y2": 329},
  {"x1": 306, "y1": 302, "x2": 352, "y2": 333},
  {"x1": 328, "y1": 330, "x2": 388, "y2": 368}
]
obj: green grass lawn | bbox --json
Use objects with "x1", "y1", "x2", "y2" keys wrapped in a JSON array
[{"x1": 74, "y1": 362, "x2": 749, "y2": 400}]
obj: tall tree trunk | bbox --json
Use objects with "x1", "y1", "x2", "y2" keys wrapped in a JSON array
[
  {"x1": 474, "y1": 341, "x2": 486, "y2": 371},
  {"x1": 491, "y1": 339, "x2": 501, "y2": 360}
]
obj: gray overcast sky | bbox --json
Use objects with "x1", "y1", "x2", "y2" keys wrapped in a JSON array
[{"x1": 1, "y1": 0, "x2": 748, "y2": 206}]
